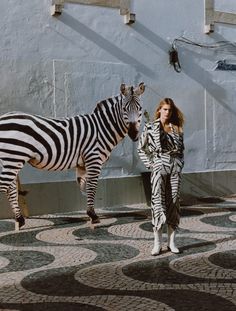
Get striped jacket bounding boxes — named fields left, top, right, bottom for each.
left=137, top=119, right=184, bottom=173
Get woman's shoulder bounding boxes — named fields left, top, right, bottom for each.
left=146, top=119, right=161, bottom=130
left=172, top=124, right=183, bottom=134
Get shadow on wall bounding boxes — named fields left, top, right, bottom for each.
left=133, top=22, right=236, bottom=117
left=52, top=14, right=236, bottom=117
left=58, top=12, right=157, bottom=80
left=177, top=47, right=236, bottom=116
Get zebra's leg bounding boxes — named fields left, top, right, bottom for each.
left=0, top=166, right=25, bottom=230
left=7, top=178, right=25, bottom=230
left=86, top=175, right=100, bottom=224
left=17, top=176, right=29, bottom=218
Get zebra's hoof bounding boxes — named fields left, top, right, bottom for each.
left=15, top=215, right=25, bottom=230
left=91, top=217, right=100, bottom=224
left=87, top=210, right=100, bottom=224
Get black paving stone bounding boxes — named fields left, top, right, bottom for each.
left=201, top=213, right=235, bottom=229
left=0, top=220, right=15, bottom=233
left=208, top=250, right=236, bottom=270
left=0, top=250, right=55, bottom=273
left=0, top=201, right=235, bottom=310
left=0, top=303, right=104, bottom=310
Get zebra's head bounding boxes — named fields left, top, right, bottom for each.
left=120, top=82, right=145, bottom=141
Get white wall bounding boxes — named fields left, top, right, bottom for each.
left=0, top=0, right=236, bottom=185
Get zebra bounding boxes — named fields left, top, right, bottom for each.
left=0, top=82, right=145, bottom=229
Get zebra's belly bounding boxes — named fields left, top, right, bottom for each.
left=29, top=155, right=77, bottom=171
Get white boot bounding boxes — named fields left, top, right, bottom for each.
left=167, top=225, right=180, bottom=254
left=151, top=227, right=162, bottom=256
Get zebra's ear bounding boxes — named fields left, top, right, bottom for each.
left=120, top=83, right=126, bottom=95
left=138, top=82, right=145, bottom=94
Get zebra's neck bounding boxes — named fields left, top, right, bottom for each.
left=92, top=95, right=128, bottom=147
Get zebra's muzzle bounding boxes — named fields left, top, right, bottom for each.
left=128, top=122, right=139, bottom=141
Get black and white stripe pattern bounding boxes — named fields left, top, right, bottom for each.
left=137, top=118, right=184, bottom=229
left=0, top=83, right=145, bottom=227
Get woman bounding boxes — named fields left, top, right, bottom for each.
left=138, top=98, right=185, bottom=255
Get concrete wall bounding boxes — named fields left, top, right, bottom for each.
left=0, top=0, right=236, bottom=217
left=2, top=170, right=236, bottom=218
left=0, top=176, right=147, bottom=218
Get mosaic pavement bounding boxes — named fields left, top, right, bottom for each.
left=0, top=199, right=235, bottom=310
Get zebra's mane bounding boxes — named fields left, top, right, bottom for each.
left=93, top=95, right=121, bottom=113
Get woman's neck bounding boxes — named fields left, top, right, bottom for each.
left=160, top=118, right=170, bottom=127
left=160, top=119, right=172, bottom=133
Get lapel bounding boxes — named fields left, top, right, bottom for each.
left=169, top=123, right=180, bottom=150
left=151, top=119, right=162, bottom=152
left=151, top=120, right=180, bottom=153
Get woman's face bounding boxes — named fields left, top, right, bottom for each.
left=159, top=104, right=172, bottom=122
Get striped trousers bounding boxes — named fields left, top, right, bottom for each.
left=150, top=154, right=182, bottom=230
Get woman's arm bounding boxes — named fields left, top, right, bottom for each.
left=137, top=124, right=153, bottom=169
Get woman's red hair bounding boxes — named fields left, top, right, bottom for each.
left=154, top=98, right=184, bottom=129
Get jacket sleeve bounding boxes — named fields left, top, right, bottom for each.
left=137, top=124, right=153, bottom=169
left=179, top=132, right=185, bottom=159
left=174, top=132, right=185, bottom=172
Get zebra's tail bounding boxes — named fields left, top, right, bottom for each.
left=77, top=176, right=87, bottom=196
